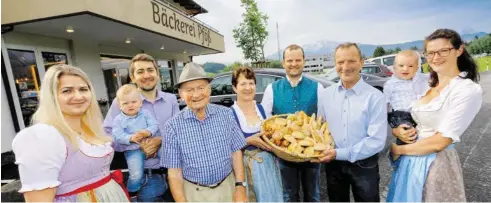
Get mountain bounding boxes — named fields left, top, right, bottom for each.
left=266, top=32, right=488, bottom=59
left=202, top=62, right=226, bottom=73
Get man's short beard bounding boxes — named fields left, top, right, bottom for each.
left=140, top=85, right=156, bottom=92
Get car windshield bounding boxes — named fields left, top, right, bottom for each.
left=383, top=56, right=395, bottom=66
left=361, top=66, right=379, bottom=74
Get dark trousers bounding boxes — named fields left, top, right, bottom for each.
left=325, top=155, right=380, bottom=202
left=388, top=110, right=417, bottom=145
left=279, top=159, right=321, bottom=202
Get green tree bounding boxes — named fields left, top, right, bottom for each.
left=467, top=35, right=491, bottom=55
left=410, top=46, right=418, bottom=50
left=395, top=47, right=402, bottom=53
left=221, top=61, right=244, bottom=73
left=268, top=60, right=283, bottom=68
left=233, top=0, right=269, bottom=62
left=373, top=46, right=386, bottom=57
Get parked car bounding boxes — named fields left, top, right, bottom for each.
left=324, top=71, right=389, bottom=92
left=361, top=64, right=393, bottom=77
left=367, top=54, right=397, bottom=68
left=368, top=53, right=426, bottom=73
left=178, top=68, right=335, bottom=109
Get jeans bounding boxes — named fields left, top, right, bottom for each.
left=325, top=154, right=380, bottom=202
left=388, top=110, right=418, bottom=145
left=137, top=173, right=169, bottom=202
left=279, top=159, right=321, bottom=202
left=125, top=149, right=145, bottom=193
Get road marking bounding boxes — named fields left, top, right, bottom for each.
left=463, top=117, right=491, bottom=168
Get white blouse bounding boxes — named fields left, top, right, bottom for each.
left=12, top=124, right=113, bottom=192
left=231, top=101, right=264, bottom=134
left=411, top=74, right=483, bottom=143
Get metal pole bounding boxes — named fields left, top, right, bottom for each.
left=277, top=22, right=281, bottom=61
left=486, top=59, right=489, bottom=72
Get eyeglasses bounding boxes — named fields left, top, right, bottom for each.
left=183, top=84, right=209, bottom=94
left=424, top=47, right=455, bottom=59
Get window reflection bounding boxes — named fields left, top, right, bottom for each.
left=42, top=52, right=67, bottom=71
left=210, top=76, right=233, bottom=96
left=7, top=49, right=40, bottom=126
left=158, top=60, right=176, bottom=94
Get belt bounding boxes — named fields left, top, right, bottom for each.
left=185, top=176, right=228, bottom=189
left=56, top=170, right=130, bottom=200
left=143, top=168, right=167, bottom=175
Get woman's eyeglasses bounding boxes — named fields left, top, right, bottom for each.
left=424, top=47, right=455, bottom=59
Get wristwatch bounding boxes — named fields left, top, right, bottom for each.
left=235, top=181, right=247, bottom=187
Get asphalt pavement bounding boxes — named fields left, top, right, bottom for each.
left=318, top=71, right=491, bottom=202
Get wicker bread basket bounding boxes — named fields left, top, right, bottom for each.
left=260, top=113, right=335, bottom=163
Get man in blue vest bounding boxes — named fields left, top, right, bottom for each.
left=261, top=44, right=324, bottom=202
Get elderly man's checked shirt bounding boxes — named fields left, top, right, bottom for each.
left=161, top=104, right=246, bottom=186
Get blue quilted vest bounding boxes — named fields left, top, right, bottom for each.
left=272, top=77, right=318, bottom=116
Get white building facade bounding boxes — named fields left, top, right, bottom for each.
left=1, top=0, right=225, bottom=153
left=303, top=54, right=335, bottom=73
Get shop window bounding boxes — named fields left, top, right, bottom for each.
left=177, top=61, right=184, bottom=78
left=7, top=49, right=40, bottom=127
left=42, top=52, right=68, bottom=71
left=100, top=56, right=131, bottom=105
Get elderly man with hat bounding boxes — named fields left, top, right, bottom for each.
left=161, top=62, right=248, bottom=202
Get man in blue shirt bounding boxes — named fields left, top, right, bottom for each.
left=315, top=42, right=388, bottom=202
left=104, top=53, right=180, bottom=202
left=161, top=62, right=248, bottom=202
left=262, top=44, right=323, bottom=202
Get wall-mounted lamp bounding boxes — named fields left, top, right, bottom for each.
left=66, top=26, right=74, bottom=33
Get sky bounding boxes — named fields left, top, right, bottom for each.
left=192, top=0, right=491, bottom=65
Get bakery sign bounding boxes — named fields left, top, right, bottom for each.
left=151, top=0, right=212, bottom=47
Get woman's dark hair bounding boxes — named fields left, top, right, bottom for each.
left=424, top=28, right=479, bottom=87
left=232, top=66, right=256, bottom=87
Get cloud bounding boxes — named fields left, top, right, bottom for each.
left=193, top=0, right=491, bottom=64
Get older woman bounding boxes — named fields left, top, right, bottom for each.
left=387, top=29, right=483, bottom=202
left=12, top=64, right=129, bottom=202
left=230, top=66, right=283, bottom=202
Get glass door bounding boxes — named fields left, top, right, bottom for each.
left=100, top=56, right=131, bottom=104
left=5, top=49, right=41, bottom=127
left=158, top=60, right=176, bottom=94
left=3, top=44, right=72, bottom=129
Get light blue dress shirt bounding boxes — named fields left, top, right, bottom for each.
left=318, top=78, right=388, bottom=163
left=103, top=91, right=180, bottom=169
left=112, top=109, right=159, bottom=146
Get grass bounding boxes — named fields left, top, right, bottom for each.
left=476, top=56, right=491, bottom=72
left=422, top=56, right=491, bottom=73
